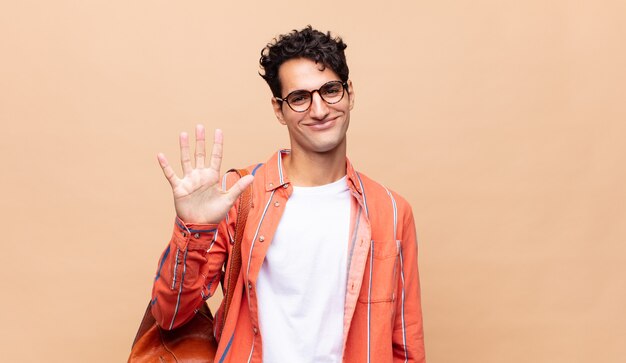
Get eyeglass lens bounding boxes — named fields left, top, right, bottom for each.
left=286, top=81, right=345, bottom=112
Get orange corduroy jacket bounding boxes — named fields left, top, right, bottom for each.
left=151, top=150, right=426, bottom=363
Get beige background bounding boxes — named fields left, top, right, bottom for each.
left=1, top=0, right=625, bottom=362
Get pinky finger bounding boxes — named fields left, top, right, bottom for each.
left=157, top=153, right=179, bottom=187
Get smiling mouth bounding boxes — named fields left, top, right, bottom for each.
left=304, top=117, right=337, bottom=128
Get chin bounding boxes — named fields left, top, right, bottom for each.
left=310, top=138, right=346, bottom=154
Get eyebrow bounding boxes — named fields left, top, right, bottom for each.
left=284, top=80, right=342, bottom=95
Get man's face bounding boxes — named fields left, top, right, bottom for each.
left=271, top=58, right=355, bottom=155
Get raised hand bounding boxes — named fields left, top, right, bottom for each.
left=157, top=125, right=254, bottom=225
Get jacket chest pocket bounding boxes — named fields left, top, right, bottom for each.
left=358, top=240, right=400, bottom=303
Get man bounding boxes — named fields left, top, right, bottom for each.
left=152, top=26, right=425, bottom=362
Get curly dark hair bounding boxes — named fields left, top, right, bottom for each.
left=259, top=25, right=349, bottom=98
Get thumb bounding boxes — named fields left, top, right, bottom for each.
left=225, top=174, right=254, bottom=203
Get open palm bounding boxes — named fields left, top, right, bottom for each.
left=157, top=125, right=253, bottom=225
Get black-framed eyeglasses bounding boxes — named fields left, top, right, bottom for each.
left=276, top=80, right=348, bottom=113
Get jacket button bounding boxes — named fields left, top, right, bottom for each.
left=182, top=232, right=187, bottom=237
left=248, top=282, right=252, bottom=290
left=274, top=201, right=280, bottom=207
left=268, top=183, right=273, bottom=188
left=193, top=233, right=200, bottom=239
left=253, top=327, right=258, bottom=334
left=259, top=236, right=265, bottom=242
left=283, top=184, right=288, bottom=189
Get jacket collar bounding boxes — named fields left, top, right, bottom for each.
left=263, top=149, right=363, bottom=196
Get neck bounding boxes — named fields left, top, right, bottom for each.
left=284, top=147, right=347, bottom=187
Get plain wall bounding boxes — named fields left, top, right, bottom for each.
left=1, top=0, right=625, bottom=362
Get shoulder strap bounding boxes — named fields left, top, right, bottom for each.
left=219, top=168, right=252, bottom=338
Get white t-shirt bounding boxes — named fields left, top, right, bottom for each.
left=256, top=176, right=351, bottom=363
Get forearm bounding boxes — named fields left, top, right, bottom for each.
left=151, top=219, right=225, bottom=330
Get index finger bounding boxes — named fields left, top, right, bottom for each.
left=209, top=129, right=223, bottom=172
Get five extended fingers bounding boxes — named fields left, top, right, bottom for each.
left=158, top=126, right=238, bottom=187
left=158, top=126, right=254, bottom=221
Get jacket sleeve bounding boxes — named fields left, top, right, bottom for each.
left=393, top=200, right=426, bottom=362
left=149, top=169, right=250, bottom=331
left=150, top=216, right=230, bottom=330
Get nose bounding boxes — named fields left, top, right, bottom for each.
left=308, top=91, right=330, bottom=120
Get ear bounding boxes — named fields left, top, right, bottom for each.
left=346, top=80, right=355, bottom=110
left=271, top=97, right=287, bottom=125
